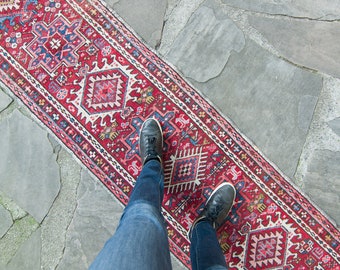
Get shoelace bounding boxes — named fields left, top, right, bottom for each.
left=205, top=203, right=224, bottom=220
left=145, top=137, right=158, bottom=155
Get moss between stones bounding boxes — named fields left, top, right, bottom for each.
left=0, top=214, right=39, bottom=265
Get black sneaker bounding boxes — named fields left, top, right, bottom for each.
left=190, top=183, right=236, bottom=236
left=139, top=118, right=163, bottom=165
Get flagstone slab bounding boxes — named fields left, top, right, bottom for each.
left=0, top=110, right=60, bottom=223
left=191, top=40, right=322, bottom=178
left=158, top=0, right=206, bottom=55
left=0, top=89, right=12, bottom=112
left=304, top=150, right=340, bottom=225
left=57, top=171, right=122, bottom=269
left=41, top=149, right=81, bottom=270
left=5, top=228, right=41, bottom=270
left=248, top=16, right=340, bottom=79
left=221, top=0, right=340, bottom=20
left=0, top=204, right=12, bottom=238
left=0, top=191, right=27, bottom=221
left=328, top=117, right=340, bottom=137
left=109, top=0, right=167, bottom=48
left=0, top=215, right=39, bottom=265
left=166, top=5, right=245, bottom=82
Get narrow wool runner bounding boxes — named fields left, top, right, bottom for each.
left=0, top=0, right=339, bottom=268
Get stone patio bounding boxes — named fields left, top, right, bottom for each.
left=0, top=0, right=339, bottom=269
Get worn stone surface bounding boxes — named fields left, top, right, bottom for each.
left=295, top=77, right=340, bottom=225
left=191, top=40, right=322, bottom=178
left=298, top=95, right=319, bottom=133
left=166, top=5, right=245, bottom=82
left=0, top=215, right=39, bottom=265
left=108, top=0, right=167, bottom=48
left=0, top=191, right=26, bottom=221
left=0, top=109, right=60, bottom=223
left=6, top=228, right=41, bottom=270
left=248, top=16, right=340, bottom=79
left=304, top=150, right=340, bottom=225
left=159, top=0, right=206, bottom=55
left=57, top=171, right=122, bottom=269
left=41, top=149, right=81, bottom=270
left=221, top=0, right=340, bottom=20
left=0, top=90, right=12, bottom=112
left=328, top=117, right=340, bottom=137
left=0, top=204, right=12, bottom=238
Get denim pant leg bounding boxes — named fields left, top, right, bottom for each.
left=89, top=160, right=172, bottom=270
left=190, top=221, right=228, bottom=270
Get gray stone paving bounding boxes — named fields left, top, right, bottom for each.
left=0, top=0, right=339, bottom=269
left=193, top=39, right=322, bottom=178
left=166, top=5, right=245, bottom=82
left=0, top=205, right=12, bottom=238
left=0, top=90, right=12, bottom=112
left=248, top=16, right=340, bottom=79
left=0, top=109, right=60, bottom=223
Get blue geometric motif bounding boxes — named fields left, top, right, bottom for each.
left=27, top=15, right=85, bottom=72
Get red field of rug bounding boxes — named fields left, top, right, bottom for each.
left=0, top=0, right=339, bottom=268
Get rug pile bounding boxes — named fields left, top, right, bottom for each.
left=0, top=0, right=339, bottom=268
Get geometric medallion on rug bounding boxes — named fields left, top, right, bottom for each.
left=0, top=0, right=339, bottom=268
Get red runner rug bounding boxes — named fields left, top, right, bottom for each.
left=1, top=0, right=339, bottom=269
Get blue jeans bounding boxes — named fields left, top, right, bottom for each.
left=89, top=160, right=228, bottom=270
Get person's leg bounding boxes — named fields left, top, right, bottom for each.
left=189, top=182, right=236, bottom=270
left=128, top=159, right=164, bottom=211
left=90, top=119, right=171, bottom=270
left=190, top=221, right=228, bottom=270
left=90, top=160, right=171, bottom=270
